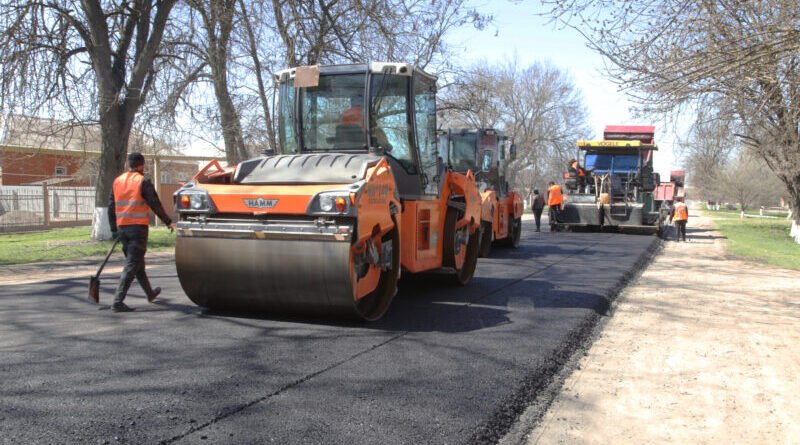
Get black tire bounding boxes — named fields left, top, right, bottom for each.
left=443, top=208, right=479, bottom=286
left=478, top=221, right=493, bottom=257
left=504, top=217, right=521, bottom=248
left=355, top=225, right=399, bottom=321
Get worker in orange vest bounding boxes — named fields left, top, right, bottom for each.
left=568, top=159, right=590, bottom=193
left=339, top=95, right=364, bottom=128
left=547, top=181, right=563, bottom=230
left=107, top=152, right=176, bottom=312
left=670, top=196, right=689, bottom=241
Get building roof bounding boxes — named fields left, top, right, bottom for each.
left=1, top=115, right=178, bottom=156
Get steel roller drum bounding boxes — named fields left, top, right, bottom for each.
left=175, top=235, right=357, bottom=318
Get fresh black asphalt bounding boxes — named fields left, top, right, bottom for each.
left=0, top=221, right=658, bottom=444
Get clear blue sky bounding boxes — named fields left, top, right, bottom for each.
left=445, top=1, right=681, bottom=177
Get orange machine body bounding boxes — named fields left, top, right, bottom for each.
left=180, top=156, right=479, bottom=303
left=173, top=63, right=482, bottom=321
left=480, top=189, right=524, bottom=241
left=439, top=128, right=524, bottom=253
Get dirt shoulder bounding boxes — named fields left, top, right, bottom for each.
left=0, top=250, right=175, bottom=286
left=527, top=215, right=800, bottom=444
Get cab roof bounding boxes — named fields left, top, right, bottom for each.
left=274, top=62, right=436, bottom=83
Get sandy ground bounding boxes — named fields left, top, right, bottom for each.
left=528, top=215, right=800, bottom=445
left=0, top=250, right=174, bottom=286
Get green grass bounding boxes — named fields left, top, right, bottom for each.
left=0, top=226, right=176, bottom=266
left=704, top=210, right=800, bottom=270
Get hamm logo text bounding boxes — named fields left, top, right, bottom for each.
left=244, top=198, right=278, bottom=209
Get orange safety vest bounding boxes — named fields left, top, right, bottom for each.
left=673, top=202, right=688, bottom=221
left=113, top=171, right=150, bottom=226
left=339, top=106, right=364, bottom=128
left=548, top=184, right=563, bottom=206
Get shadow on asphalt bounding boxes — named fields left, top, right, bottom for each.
left=173, top=271, right=611, bottom=334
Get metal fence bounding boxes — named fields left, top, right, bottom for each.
left=0, top=185, right=95, bottom=232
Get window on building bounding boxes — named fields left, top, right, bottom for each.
left=54, top=166, right=67, bottom=176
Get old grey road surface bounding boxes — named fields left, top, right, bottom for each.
left=0, top=221, right=657, bottom=444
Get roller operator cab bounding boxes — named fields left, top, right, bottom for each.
left=173, top=63, right=481, bottom=321
left=438, top=128, right=524, bottom=256
left=555, top=125, right=668, bottom=234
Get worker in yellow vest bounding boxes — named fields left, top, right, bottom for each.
left=547, top=181, right=563, bottom=230
left=670, top=196, right=689, bottom=241
left=107, top=152, right=176, bottom=312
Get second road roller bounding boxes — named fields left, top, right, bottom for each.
left=438, top=128, right=524, bottom=257
left=173, top=62, right=482, bottom=321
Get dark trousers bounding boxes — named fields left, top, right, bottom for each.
left=533, top=208, right=543, bottom=231
left=674, top=220, right=687, bottom=241
left=549, top=204, right=561, bottom=227
left=114, top=225, right=155, bottom=304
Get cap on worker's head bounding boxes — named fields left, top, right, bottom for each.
left=128, top=152, right=145, bottom=169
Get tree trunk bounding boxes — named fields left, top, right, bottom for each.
left=213, top=69, right=247, bottom=165
left=788, top=185, right=800, bottom=244
left=92, top=103, right=133, bottom=240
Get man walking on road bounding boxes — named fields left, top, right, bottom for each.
left=547, top=181, right=563, bottom=230
left=670, top=196, right=689, bottom=241
left=531, top=189, right=545, bottom=232
left=108, top=152, right=176, bottom=312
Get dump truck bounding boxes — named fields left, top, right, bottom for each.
left=554, top=125, right=668, bottom=234
left=438, top=128, right=524, bottom=256
left=173, top=62, right=481, bottom=320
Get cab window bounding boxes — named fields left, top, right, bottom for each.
left=371, top=74, right=415, bottom=173
left=414, top=76, right=438, bottom=194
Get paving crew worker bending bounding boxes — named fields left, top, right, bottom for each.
left=670, top=196, right=689, bottom=242
left=547, top=181, right=563, bottom=229
left=108, top=152, right=176, bottom=312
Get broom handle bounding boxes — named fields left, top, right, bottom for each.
left=95, top=238, right=120, bottom=279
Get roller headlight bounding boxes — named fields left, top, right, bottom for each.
left=175, top=188, right=215, bottom=213
left=309, top=192, right=354, bottom=216
left=320, top=194, right=335, bottom=212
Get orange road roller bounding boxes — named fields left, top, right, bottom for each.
left=174, top=63, right=481, bottom=320
left=438, top=128, right=524, bottom=257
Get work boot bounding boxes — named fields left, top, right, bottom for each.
left=112, top=303, right=136, bottom=313
left=148, top=287, right=161, bottom=303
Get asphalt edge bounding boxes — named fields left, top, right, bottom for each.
left=468, top=235, right=664, bottom=445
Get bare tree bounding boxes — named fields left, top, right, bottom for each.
left=187, top=0, right=249, bottom=164
left=680, top=110, right=738, bottom=203
left=546, top=0, right=800, bottom=242
left=440, top=59, right=590, bottom=193
left=269, top=0, right=488, bottom=67
left=716, top=153, right=785, bottom=212
left=237, top=0, right=278, bottom=153
left=438, top=62, right=504, bottom=128
left=0, top=0, right=178, bottom=239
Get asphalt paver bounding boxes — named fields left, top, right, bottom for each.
left=0, top=221, right=658, bottom=444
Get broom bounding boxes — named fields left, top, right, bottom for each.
left=88, top=238, right=120, bottom=304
